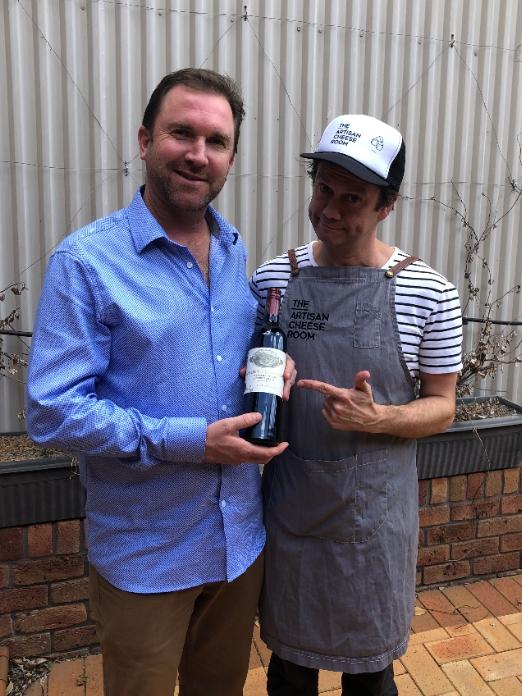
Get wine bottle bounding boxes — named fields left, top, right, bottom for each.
left=243, top=288, right=287, bottom=446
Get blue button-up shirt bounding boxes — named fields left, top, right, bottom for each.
left=26, top=188, right=264, bottom=592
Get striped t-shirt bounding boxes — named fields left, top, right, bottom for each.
left=250, top=242, right=463, bottom=378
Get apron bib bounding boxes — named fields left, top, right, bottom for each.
left=260, top=258, right=419, bottom=674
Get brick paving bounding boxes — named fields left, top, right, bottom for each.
left=23, top=573, right=522, bottom=695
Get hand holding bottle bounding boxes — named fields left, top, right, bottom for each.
left=204, top=412, right=288, bottom=465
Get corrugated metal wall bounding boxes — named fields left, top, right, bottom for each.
left=1, top=0, right=521, bottom=432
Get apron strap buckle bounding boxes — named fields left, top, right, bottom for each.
left=384, top=255, right=420, bottom=278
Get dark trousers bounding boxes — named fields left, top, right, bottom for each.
left=267, top=653, right=399, bottom=696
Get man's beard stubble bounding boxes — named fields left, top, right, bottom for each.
left=150, top=166, right=227, bottom=214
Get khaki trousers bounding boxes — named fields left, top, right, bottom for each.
left=89, top=552, right=264, bottom=696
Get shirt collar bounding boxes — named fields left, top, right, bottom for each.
left=126, top=187, right=239, bottom=253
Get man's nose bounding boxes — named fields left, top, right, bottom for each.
left=322, top=199, right=342, bottom=220
left=185, top=138, right=208, bottom=167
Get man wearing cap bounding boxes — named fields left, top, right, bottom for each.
left=250, top=114, right=462, bottom=695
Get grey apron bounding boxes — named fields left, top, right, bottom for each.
left=260, top=255, right=419, bottom=674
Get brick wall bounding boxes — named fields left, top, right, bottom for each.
left=0, top=520, right=97, bottom=658
left=1, top=463, right=521, bottom=659
left=417, top=462, right=522, bottom=587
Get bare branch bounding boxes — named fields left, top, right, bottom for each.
left=423, top=179, right=522, bottom=397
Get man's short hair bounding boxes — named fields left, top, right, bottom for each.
left=142, top=68, right=245, bottom=153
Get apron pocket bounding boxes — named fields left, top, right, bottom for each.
left=353, top=302, right=381, bottom=348
left=266, top=448, right=389, bottom=543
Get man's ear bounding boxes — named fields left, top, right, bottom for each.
left=377, top=204, right=394, bottom=222
left=138, top=125, right=152, bottom=160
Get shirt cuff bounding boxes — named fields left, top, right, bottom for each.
left=131, top=413, right=208, bottom=468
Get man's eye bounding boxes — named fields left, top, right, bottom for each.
left=208, top=137, right=227, bottom=148
left=318, top=183, right=330, bottom=194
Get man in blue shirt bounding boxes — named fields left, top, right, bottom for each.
left=26, top=69, right=291, bottom=696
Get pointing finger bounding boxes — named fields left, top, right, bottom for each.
left=297, top=379, right=345, bottom=398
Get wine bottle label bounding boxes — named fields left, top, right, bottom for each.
left=244, top=347, right=286, bottom=397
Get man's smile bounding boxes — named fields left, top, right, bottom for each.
left=174, top=169, right=208, bottom=182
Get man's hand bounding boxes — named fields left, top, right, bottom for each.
left=298, top=370, right=458, bottom=438
left=282, top=354, right=297, bottom=400
left=204, top=412, right=288, bottom=465
left=298, top=370, right=382, bottom=432
left=240, top=354, right=297, bottom=400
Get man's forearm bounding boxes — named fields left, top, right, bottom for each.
left=26, top=389, right=208, bottom=468
left=371, top=395, right=456, bottom=439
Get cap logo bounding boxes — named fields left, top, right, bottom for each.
left=300, top=114, right=404, bottom=189
left=371, top=136, right=384, bottom=152
left=330, top=122, right=361, bottom=147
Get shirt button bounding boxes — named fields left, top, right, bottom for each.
left=211, top=305, right=215, bottom=312
left=186, top=261, right=194, bottom=268
left=220, top=500, right=227, bottom=508
left=221, top=405, right=228, bottom=412
left=216, top=355, right=223, bottom=362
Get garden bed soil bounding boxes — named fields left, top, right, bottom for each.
left=0, top=434, right=63, bottom=462
left=455, top=397, right=518, bottom=421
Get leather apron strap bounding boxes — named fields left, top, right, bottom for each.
left=288, top=248, right=300, bottom=276
left=384, top=255, right=420, bottom=278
